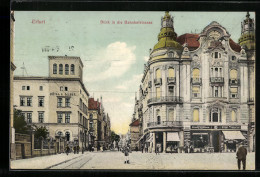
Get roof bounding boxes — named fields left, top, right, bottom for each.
left=88, top=98, right=100, bottom=110
left=177, top=33, right=241, bottom=52
left=229, top=38, right=241, bottom=52
left=129, top=119, right=139, bottom=126
left=176, top=33, right=200, bottom=50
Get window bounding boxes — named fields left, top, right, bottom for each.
left=59, top=64, right=63, bottom=74
left=230, top=69, right=238, bottom=80
left=27, top=113, right=32, bottom=123
left=230, top=87, right=238, bottom=98
left=39, top=86, right=43, bottom=91
left=27, top=97, right=32, bottom=106
left=64, top=87, right=68, bottom=91
left=156, top=68, right=161, bottom=79
left=57, top=113, right=62, bottom=123
left=168, top=68, right=175, bottom=78
left=20, top=97, right=25, bottom=106
left=60, top=86, right=63, bottom=91
left=215, top=52, right=218, bottom=58
left=231, top=56, right=236, bottom=61
left=193, top=109, right=199, bottom=122
left=27, top=86, right=30, bottom=90
left=169, top=86, right=174, bottom=96
left=168, top=109, right=174, bottom=121
left=210, top=108, right=221, bottom=123
left=192, top=69, right=200, bottom=82
left=71, top=64, right=75, bottom=75
left=38, top=97, right=44, bottom=107
left=157, top=116, right=161, bottom=125
left=22, top=86, right=25, bottom=90
left=57, top=98, right=63, bottom=107
left=65, top=98, right=70, bottom=107
left=156, top=87, right=161, bottom=98
left=192, top=86, right=200, bottom=98
left=65, top=64, right=69, bottom=75
left=65, top=113, right=70, bottom=123
left=38, top=112, right=44, bottom=123
left=57, top=131, right=63, bottom=137
left=65, top=132, right=70, bottom=141
left=231, top=110, right=237, bottom=122
left=53, top=63, right=57, bottom=74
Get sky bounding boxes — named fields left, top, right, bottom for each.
left=13, top=11, right=254, bottom=134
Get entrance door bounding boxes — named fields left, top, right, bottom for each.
left=155, top=132, right=163, bottom=152
left=212, top=131, right=220, bottom=152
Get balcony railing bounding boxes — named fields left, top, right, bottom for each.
left=167, top=77, right=176, bottom=84
left=191, top=78, right=202, bottom=85
left=229, top=79, right=240, bottom=85
left=147, top=96, right=183, bottom=105
left=154, top=78, right=162, bottom=85
left=147, top=121, right=183, bottom=128
left=210, top=77, right=224, bottom=84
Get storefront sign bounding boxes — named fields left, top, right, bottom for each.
left=191, top=125, right=241, bottom=130
left=50, top=92, right=76, bottom=96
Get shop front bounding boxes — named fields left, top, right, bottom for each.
left=166, top=132, right=180, bottom=153
left=222, top=131, right=246, bottom=152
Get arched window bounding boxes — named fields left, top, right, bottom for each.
left=65, top=132, right=70, bottom=141
left=59, top=64, right=63, bottom=75
left=57, top=131, right=63, bottom=137
left=230, top=69, right=238, bottom=79
left=71, top=64, right=75, bottom=75
left=192, top=69, right=200, bottom=79
left=156, top=68, right=161, bottom=79
left=53, top=63, right=57, bottom=74
left=168, top=68, right=175, bottom=78
left=168, top=109, right=174, bottom=121
left=231, top=110, right=237, bottom=122
left=193, top=108, right=199, bottom=122
left=65, top=64, right=69, bottom=75
left=210, top=107, right=221, bottom=122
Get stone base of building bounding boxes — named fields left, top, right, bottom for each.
left=10, top=143, right=16, bottom=160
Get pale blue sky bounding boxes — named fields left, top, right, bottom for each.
left=14, top=11, right=254, bottom=134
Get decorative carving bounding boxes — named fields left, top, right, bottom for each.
left=240, top=47, right=247, bottom=57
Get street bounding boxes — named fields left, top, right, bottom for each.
left=11, top=151, right=255, bottom=170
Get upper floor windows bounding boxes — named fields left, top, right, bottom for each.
left=230, top=87, right=238, bottom=98
left=209, top=107, right=221, bottom=123
left=53, top=63, right=57, bottom=74
left=57, top=98, right=63, bottom=107
left=231, top=109, right=237, bottom=122
left=38, top=112, right=44, bottom=123
left=192, top=86, right=200, bottom=98
left=65, top=64, right=69, bottom=75
left=27, top=97, right=32, bottom=106
left=71, top=64, right=75, bottom=75
left=39, top=86, right=43, bottom=91
left=168, top=109, right=175, bottom=121
left=156, top=68, right=161, bottom=79
left=22, top=86, right=30, bottom=90
left=38, top=97, right=44, bottom=107
left=212, top=52, right=221, bottom=59
left=27, top=113, right=32, bottom=123
left=59, top=64, right=63, bottom=74
left=193, top=108, right=199, bottom=122
left=192, top=69, right=200, bottom=79
left=168, top=68, right=175, bottom=78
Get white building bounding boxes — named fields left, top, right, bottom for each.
left=14, top=56, right=89, bottom=150
left=137, top=12, right=255, bottom=153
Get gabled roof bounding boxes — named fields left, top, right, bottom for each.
left=129, top=119, right=139, bottom=126
left=88, top=98, right=100, bottom=110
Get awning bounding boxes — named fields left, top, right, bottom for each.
left=135, top=134, right=145, bottom=144
left=222, top=131, right=245, bottom=140
left=167, top=132, right=180, bottom=141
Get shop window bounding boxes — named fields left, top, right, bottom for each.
left=65, top=64, right=69, bottom=75
left=193, top=109, right=199, bottom=122
left=53, top=63, right=57, bottom=74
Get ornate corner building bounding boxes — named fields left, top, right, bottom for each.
left=134, top=11, right=255, bottom=153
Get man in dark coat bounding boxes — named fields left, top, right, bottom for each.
left=236, top=144, right=247, bottom=170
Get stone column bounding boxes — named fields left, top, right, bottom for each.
left=163, top=132, right=166, bottom=153
left=152, top=132, right=156, bottom=153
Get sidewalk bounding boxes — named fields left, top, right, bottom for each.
left=10, top=152, right=86, bottom=169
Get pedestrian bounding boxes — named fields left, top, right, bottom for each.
left=141, top=144, right=144, bottom=153
left=156, top=144, right=160, bottom=155
left=123, top=146, right=130, bottom=164
left=236, top=143, right=247, bottom=170
left=65, top=145, right=70, bottom=155
left=77, top=145, right=80, bottom=154
left=144, top=144, right=148, bottom=153
left=73, top=146, right=76, bottom=154
left=135, top=146, right=138, bottom=152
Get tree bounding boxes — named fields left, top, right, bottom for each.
left=111, top=131, right=120, bottom=143
left=33, top=125, right=49, bottom=139
left=13, top=109, right=30, bottom=134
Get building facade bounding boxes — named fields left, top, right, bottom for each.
left=129, top=119, right=140, bottom=151
left=14, top=56, right=89, bottom=150
left=136, top=12, right=255, bottom=153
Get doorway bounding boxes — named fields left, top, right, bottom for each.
left=155, top=132, right=163, bottom=152
left=212, top=131, right=220, bottom=152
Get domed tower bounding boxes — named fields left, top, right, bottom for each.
left=238, top=12, right=255, bottom=50
left=153, top=11, right=183, bottom=52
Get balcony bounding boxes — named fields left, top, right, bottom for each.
left=154, top=78, right=162, bottom=86
left=229, top=79, right=240, bottom=86
left=210, top=77, right=224, bottom=85
left=147, top=96, right=183, bottom=105
left=147, top=121, right=183, bottom=128
left=167, top=77, right=176, bottom=84
left=191, top=78, right=202, bottom=85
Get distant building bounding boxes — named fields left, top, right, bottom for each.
left=136, top=12, right=255, bottom=153
left=129, top=119, right=140, bottom=151
left=14, top=56, right=89, bottom=150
